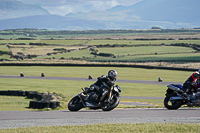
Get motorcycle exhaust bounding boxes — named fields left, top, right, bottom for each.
left=167, top=84, right=184, bottom=93
left=170, top=96, right=184, bottom=100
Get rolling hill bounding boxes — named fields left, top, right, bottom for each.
left=0, top=0, right=49, bottom=20
left=0, top=0, right=199, bottom=30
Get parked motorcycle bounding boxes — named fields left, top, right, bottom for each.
left=164, top=84, right=200, bottom=110
left=68, top=83, right=121, bottom=111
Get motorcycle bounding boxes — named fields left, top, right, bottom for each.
left=164, top=84, right=200, bottom=110
left=68, top=83, right=121, bottom=111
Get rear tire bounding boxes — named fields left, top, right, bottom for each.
left=101, top=95, right=119, bottom=111
left=164, top=93, right=183, bottom=110
left=68, top=96, right=83, bottom=111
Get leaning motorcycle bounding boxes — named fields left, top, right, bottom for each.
left=68, top=83, right=121, bottom=111
left=164, top=84, right=200, bottom=110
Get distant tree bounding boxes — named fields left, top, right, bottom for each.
left=151, top=26, right=161, bottom=29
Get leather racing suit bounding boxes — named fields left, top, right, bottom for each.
left=183, top=71, right=200, bottom=93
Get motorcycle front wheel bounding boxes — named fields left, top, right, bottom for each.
left=68, top=96, right=83, bottom=111
left=164, top=93, right=183, bottom=110
left=101, top=95, right=119, bottom=111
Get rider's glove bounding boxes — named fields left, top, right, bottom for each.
left=191, top=82, right=196, bottom=86
left=90, top=86, right=95, bottom=91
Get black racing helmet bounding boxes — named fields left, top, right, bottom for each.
left=108, top=70, right=117, bottom=82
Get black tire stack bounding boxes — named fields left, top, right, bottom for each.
left=0, top=90, right=60, bottom=110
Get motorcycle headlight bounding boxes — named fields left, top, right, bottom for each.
left=114, top=86, right=119, bottom=92
left=116, top=85, right=121, bottom=92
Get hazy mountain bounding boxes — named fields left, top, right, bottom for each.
left=66, top=0, right=200, bottom=29
left=0, top=0, right=199, bottom=30
left=110, top=0, right=200, bottom=22
left=0, top=0, right=49, bottom=20
left=0, top=15, right=107, bottom=30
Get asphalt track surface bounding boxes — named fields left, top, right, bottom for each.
left=2, top=75, right=200, bottom=129
left=1, top=108, right=200, bottom=129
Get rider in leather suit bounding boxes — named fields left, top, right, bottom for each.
left=81, top=70, right=118, bottom=100
left=183, top=69, right=200, bottom=94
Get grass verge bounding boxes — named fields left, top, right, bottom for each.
left=1, top=123, right=200, bottom=133
left=0, top=78, right=167, bottom=111
left=0, top=66, right=192, bottom=82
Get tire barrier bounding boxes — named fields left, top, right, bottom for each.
left=0, top=90, right=60, bottom=109
left=29, top=101, right=60, bottom=109
left=29, top=101, right=51, bottom=109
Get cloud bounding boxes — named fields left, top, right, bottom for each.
left=17, top=0, right=142, bottom=16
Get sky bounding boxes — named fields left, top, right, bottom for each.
left=17, top=0, right=142, bottom=16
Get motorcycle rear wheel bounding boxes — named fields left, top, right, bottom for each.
left=101, top=95, right=119, bottom=111
left=68, top=96, right=83, bottom=111
left=164, top=93, right=183, bottom=110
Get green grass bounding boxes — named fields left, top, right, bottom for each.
left=0, top=39, right=89, bottom=45
left=0, top=40, right=36, bottom=44
left=0, top=66, right=195, bottom=111
left=0, top=66, right=192, bottom=111
left=0, top=78, right=166, bottom=111
left=1, top=39, right=200, bottom=46
left=95, top=46, right=194, bottom=55
left=39, top=49, right=94, bottom=59
left=88, top=52, right=200, bottom=62
left=0, top=96, right=33, bottom=111
left=36, top=45, right=198, bottom=62
left=0, top=78, right=93, bottom=111
left=37, top=39, right=89, bottom=45
left=0, top=66, right=192, bottom=82
left=1, top=39, right=200, bottom=63
left=0, top=78, right=166, bottom=97
left=87, top=39, right=200, bottom=45
left=0, top=54, right=13, bottom=60
left=0, top=45, right=10, bottom=52
left=1, top=123, right=200, bottom=133
left=10, top=45, right=84, bottom=56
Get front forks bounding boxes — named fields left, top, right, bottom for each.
left=108, top=86, right=113, bottom=103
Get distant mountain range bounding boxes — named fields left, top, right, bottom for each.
left=0, top=0, right=199, bottom=30
left=0, top=0, right=49, bottom=20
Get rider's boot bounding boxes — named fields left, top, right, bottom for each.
left=182, top=87, right=188, bottom=98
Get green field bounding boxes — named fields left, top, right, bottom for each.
left=0, top=45, right=10, bottom=51
left=94, top=46, right=194, bottom=55
left=0, top=66, right=192, bottom=81
left=0, top=66, right=193, bottom=111
left=1, top=40, right=199, bottom=63
left=0, top=39, right=89, bottom=45
left=0, top=35, right=200, bottom=63
left=88, top=52, right=200, bottom=62
left=1, top=123, right=200, bottom=133
left=1, top=29, right=200, bottom=131
left=87, top=39, right=200, bottom=45
left=38, top=45, right=197, bottom=61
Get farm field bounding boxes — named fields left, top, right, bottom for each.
left=87, top=39, right=200, bottom=45
left=0, top=40, right=199, bottom=63
left=0, top=29, right=200, bottom=65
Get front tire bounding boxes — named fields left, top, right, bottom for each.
left=68, top=96, right=83, bottom=111
left=164, top=93, right=183, bottom=110
left=101, top=95, right=119, bottom=111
